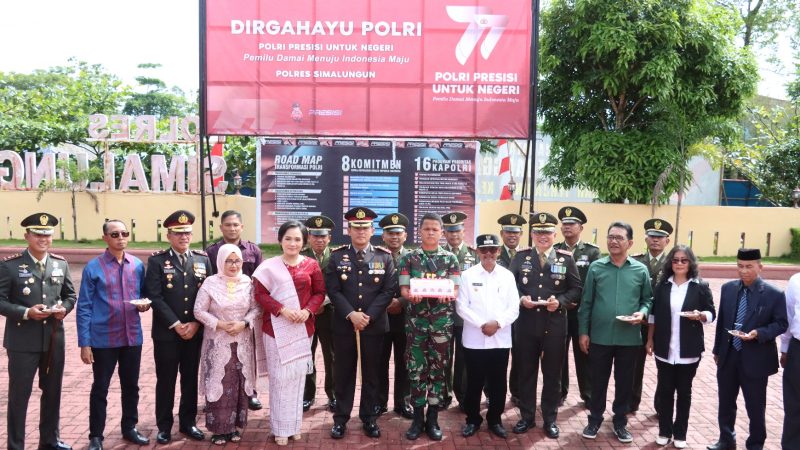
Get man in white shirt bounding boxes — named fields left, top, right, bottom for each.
left=456, top=234, right=520, bottom=439
left=781, top=272, right=800, bottom=449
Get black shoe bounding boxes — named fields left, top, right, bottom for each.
left=372, top=405, right=388, bottom=416
left=582, top=423, right=600, bottom=439
left=87, top=438, right=102, bottom=450
left=629, top=405, right=639, bottom=414
left=38, top=442, right=71, bottom=450
left=513, top=420, right=534, bottom=434
left=122, top=428, right=150, bottom=446
left=488, top=423, right=508, bottom=439
left=425, top=406, right=443, bottom=441
left=613, top=426, right=633, bottom=443
left=544, top=422, right=560, bottom=439
left=406, top=406, right=425, bottom=440
left=707, top=441, right=736, bottom=450
left=328, top=398, right=338, bottom=412
left=248, top=397, right=263, bottom=410
left=303, top=399, right=314, bottom=412
left=156, top=432, right=171, bottom=445
left=330, top=424, right=346, bottom=439
left=462, top=423, right=479, bottom=437
left=394, top=404, right=414, bottom=419
left=180, top=426, right=205, bottom=441
left=362, top=421, right=381, bottom=438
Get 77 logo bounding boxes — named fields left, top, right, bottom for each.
left=446, top=6, right=510, bottom=65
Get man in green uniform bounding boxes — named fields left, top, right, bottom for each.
left=497, top=212, right=526, bottom=404
left=631, top=218, right=672, bottom=413
left=510, top=212, right=582, bottom=439
left=554, top=206, right=601, bottom=407
left=0, top=213, right=76, bottom=450
left=301, top=215, right=337, bottom=412
left=442, top=211, right=478, bottom=410
left=398, top=213, right=461, bottom=441
left=376, top=212, right=413, bottom=418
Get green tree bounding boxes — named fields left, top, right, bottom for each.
left=716, top=0, right=797, bottom=49
left=36, top=159, right=104, bottom=241
left=538, top=0, right=758, bottom=203
left=0, top=59, right=126, bottom=155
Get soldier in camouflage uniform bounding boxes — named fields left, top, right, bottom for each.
left=442, top=211, right=477, bottom=410
left=631, top=218, right=672, bottom=413
left=398, top=213, right=461, bottom=441
left=554, top=206, right=601, bottom=406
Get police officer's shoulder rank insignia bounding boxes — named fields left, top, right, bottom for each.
left=374, top=246, right=392, bottom=254
left=151, top=249, right=168, bottom=256
left=191, top=249, right=207, bottom=256
left=556, top=248, right=573, bottom=257
left=49, top=253, right=66, bottom=261
left=330, top=245, right=348, bottom=252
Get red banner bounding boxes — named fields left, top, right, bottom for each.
left=204, top=0, right=533, bottom=138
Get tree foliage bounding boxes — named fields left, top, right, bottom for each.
left=539, top=0, right=758, bottom=203
left=0, top=59, right=126, bottom=154
left=715, top=0, right=797, bottom=49
left=36, top=159, right=104, bottom=241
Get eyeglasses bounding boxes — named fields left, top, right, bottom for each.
left=478, top=247, right=500, bottom=254
left=107, top=231, right=130, bottom=238
left=672, top=258, right=690, bottom=264
left=224, top=259, right=243, bottom=266
left=606, top=235, right=628, bottom=242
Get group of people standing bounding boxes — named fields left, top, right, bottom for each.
left=0, top=206, right=797, bottom=450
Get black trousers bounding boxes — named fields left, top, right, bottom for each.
left=587, top=343, right=638, bottom=428
left=445, top=324, right=467, bottom=405
left=561, top=309, right=591, bottom=403
left=7, top=346, right=65, bottom=450
left=508, top=323, right=520, bottom=399
left=655, top=359, right=698, bottom=440
left=717, top=349, right=769, bottom=449
left=332, top=332, right=382, bottom=425
left=304, top=304, right=336, bottom=403
left=516, top=329, right=565, bottom=424
left=630, top=325, right=648, bottom=411
left=90, top=345, right=143, bottom=439
left=463, top=347, right=508, bottom=427
left=378, top=323, right=409, bottom=410
left=153, top=338, right=201, bottom=432
left=783, top=338, right=800, bottom=450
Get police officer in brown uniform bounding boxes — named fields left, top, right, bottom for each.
left=327, top=207, right=397, bottom=439
left=145, top=210, right=210, bottom=444
left=510, top=212, right=582, bottom=439
left=0, top=213, right=76, bottom=450
left=631, top=218, right=673, bottom=413
left=554, top=206, right=600, bottom=406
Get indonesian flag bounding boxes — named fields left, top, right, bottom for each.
left=211, top=142, right=224, bottom=187
left=498, top=139, right=512, bottom=200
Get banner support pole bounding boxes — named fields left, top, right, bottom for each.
left=199, top=0, right=209, bottom=249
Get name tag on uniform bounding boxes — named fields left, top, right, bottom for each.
left=51, top=268, right=64, bottom=277
left=18, top=272, right=32, bottom=278
left=471, top=282, right=483, bottom=287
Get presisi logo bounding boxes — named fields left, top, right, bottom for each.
left=446, top=6, right=509, bottom=65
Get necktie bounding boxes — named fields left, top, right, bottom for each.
left=180, top=253, right=188, bottom=270
left=356, top=250, right=365, bottom=263
left=539, top=252, right=547, bottom=268
left=650, top=257, right=659, bottom=270
left=37, top=260, right=45, bottom=275
left=509, top=248, right=516, bottom=260
left=732, top=288, right=749, bottom=351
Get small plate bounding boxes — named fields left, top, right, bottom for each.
left=130, top=299, right=152, bottom=306
left=727, top=329, right=746, bottom=337
left=531, top=300, right=551, bottom=306
left=679, top=311, right=697, bottom=317
left=616, top=315, right=637, bottom=322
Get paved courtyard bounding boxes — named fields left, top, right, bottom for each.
left=0, top=267, right=789, bottom=449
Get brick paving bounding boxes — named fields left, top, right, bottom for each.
left=0, top=269, right=790, bottom=449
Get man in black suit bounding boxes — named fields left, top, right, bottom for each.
left=326, top=207, right=396, bottom=439
left=0, top=213, right=76, bottom=450
left=707, top=248, right=787, bottom=450
left=145, top=210, right=210, bottom=444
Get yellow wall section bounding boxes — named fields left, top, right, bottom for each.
left=1, top=192, right=798, bottom=257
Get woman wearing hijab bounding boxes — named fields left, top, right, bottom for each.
left=646, top=245, right=715, bottom=449
left=194, top=243, right=261, bottom=445
left=253, top=220, right=325, bottom=445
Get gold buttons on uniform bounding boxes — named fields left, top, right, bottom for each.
left=184, top=310, right=188, bottom=314
left=359, top=271, right=363, bottom=275
left=43, top=320, right=47, bottom=324
left=184, top=284, right=188, bottom=289
left=539, top=285, right=543, bottom=288
left=358, top=282, right=363, bottom=287
left=358, top=295, right=363, bottom=299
